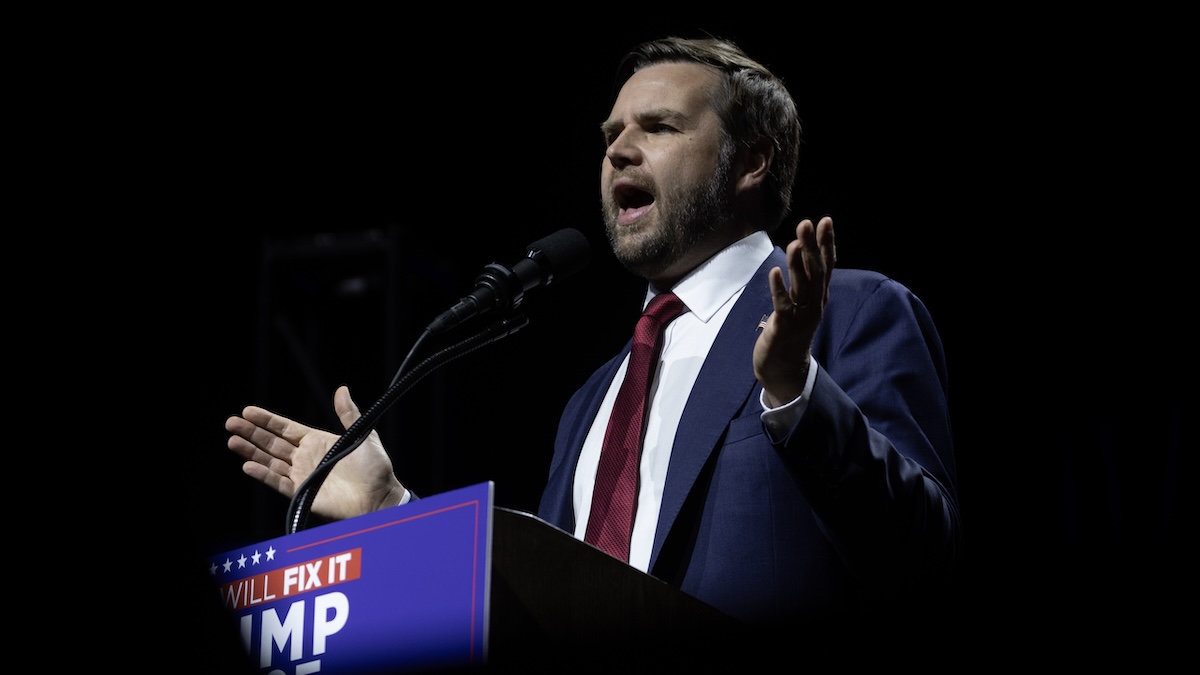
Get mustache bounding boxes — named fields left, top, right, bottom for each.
left=607, top=170, right=657, bottom=204
left=610, top=168, right=653, bottom=185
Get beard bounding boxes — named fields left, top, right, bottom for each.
left=603, top=148, right=735, bottom=281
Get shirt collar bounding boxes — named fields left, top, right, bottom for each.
left=644, top=231, right=774, bottom=323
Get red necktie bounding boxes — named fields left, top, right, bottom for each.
left=584, top=292, right=686, bottom=562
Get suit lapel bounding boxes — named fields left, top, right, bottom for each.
left=539, top=350, right=626, bottom=531
left=648, top=248, right=784, bottom=569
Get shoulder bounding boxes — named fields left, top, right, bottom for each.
left=831, top=267, right=897, bottom=290
left=829, top=268, right=916, bottom=303
left=757, top=250, right=925, bottom=314
left=826, top=268, right=935, bottom=328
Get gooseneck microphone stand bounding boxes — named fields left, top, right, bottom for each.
left=285, top=312, right=530, bottom=535
left=281, top=227, right=591, bottom=535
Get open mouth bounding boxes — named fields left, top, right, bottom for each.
left=614, top=182, right=655, bottom=225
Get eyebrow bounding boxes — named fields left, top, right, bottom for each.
left=599, top=108, right=685, bottom=137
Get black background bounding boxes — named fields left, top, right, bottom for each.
left=105, top=12, right=1186, bottom=670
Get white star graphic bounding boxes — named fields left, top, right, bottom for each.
left=223, top=558, right=233, bottom=573
left=251, top=550, right=262, bottom=565
left=209, top=562, right=218, bottom=575
left=237, top=554, right=248, bottom=569
left=266, top=546, right=277, bottom=561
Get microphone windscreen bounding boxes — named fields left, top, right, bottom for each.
left=527, top=228, right=590, bottom=284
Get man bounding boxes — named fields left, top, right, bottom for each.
left=227, top=36, right=960, bottom=631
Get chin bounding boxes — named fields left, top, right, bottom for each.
left=613, top=230, right=670, bottom=276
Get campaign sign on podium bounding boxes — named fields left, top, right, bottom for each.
left=207, top=482, right=493, bottom=673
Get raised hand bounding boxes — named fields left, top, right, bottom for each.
left=753, top=216, right=836, bottom=407
left=226, top=385, right=407, bottom=521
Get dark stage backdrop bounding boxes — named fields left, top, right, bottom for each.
left=182, top=24, right=988, bottom=548
left=165, top=18, right=1184, bottom=669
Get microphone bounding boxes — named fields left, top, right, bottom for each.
left=426, top=228, right=590, bottom=335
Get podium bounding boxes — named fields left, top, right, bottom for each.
left=206, top=482, right=744, bottom=673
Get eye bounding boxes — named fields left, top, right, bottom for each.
left=649, top=123, right=676, bottom=134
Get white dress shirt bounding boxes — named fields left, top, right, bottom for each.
left=571, top=231, right=817, bottom=571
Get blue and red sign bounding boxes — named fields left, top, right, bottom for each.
left=207, top=482, right=493, bottom=673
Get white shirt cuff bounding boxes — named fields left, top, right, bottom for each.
left=760, top=355, right=818, bottom=442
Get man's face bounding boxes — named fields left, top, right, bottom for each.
left=600, top=61, right=734, bottom=285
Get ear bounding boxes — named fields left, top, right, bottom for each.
left=735, top=138, right=774, bottom=193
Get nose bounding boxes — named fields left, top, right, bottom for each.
left=605, top=129, right=640, bottom=169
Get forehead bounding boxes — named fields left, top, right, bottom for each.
left=608, top=61, right=722, bottom=119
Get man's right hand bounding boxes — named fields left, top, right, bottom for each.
left=226, top=385, right=408, bottom=521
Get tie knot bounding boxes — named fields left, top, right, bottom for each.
left=634, top=292, right=685, bottom=345
left=642, top=292, right=685, bottom=327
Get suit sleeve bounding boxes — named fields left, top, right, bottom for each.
left=781, top=273, right=960, bottom=596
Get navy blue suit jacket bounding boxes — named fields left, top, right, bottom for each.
left=536, top=247, right=960, bottom=624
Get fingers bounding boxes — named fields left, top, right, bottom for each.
left=227, top=410, right=298, bottom=460
left=241, top=405, right=313, bottom=444
left=241, top=460, right=297, bottom=497
left=225, top=404, right=318, bottom=488
left=767, top=266, right=790, bottom=312
left=787, top=219, right=818, bottom=309
left=226, top=410, right=307, bottom=496
left=333, top=385, right=362, bottom=431
left=225, top=425, right=267, bottom=463
left=786, top=217, right=836, bottom=309
left=816, top=216, right=836, bottom=296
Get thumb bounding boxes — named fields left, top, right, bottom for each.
left=333, top=385, right=363, bottom=431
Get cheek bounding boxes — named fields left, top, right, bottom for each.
left=663, top=163, right=711, bottom=200
left=667, top=145, right=718, bottom=187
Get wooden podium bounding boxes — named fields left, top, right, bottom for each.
left=205, top=482, right=744, bottom=673
left=488, top=507, right=745, bottom=669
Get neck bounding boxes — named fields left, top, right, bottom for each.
left=646, top=226, right=761, bottom=290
